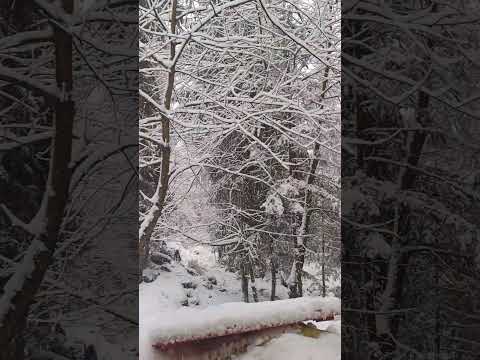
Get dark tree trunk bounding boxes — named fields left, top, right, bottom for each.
left=295, top=246, right=305, bottom=297
left=249, top=262, right=258, bottom=302
left=322, top=233, right=326, bottom=297
left=241, top=261, right=249, bottom=303
left=375, top=90, right=430, bottom=343
left=270, top=259, right=277, bottom=301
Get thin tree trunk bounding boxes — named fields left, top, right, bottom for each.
left=0, top=1, right=74, bottom=358
left=270, top=258, right=277, bottom=301
left=241, top=261, right=249, bottom=303
left=249, top=261, right=258, bottom=302
left=290, top=66, right=330, bottom=298
left=376, top=91, right=430, bottom=338
left=322, top=233, right=326, bottom=297
left=379, top=2, right=435, bottom=340
left=287, top=262, right=298, bottom=298
left=291, top=132, right=320, bottom=298
left=294, top=239, right=306, bottom=297
left=139, top=0, right=177, bottom=277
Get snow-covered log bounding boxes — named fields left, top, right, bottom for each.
left=149, top=297, right=340, bottom=359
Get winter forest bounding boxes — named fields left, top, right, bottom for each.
left=2, top=0, right=480, bottom=359
left=139, top=0, right=341, bottom=358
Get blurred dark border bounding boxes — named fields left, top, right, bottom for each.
left=342, top=1, right=480, bottom=359
left=0, top=1, right=138, bottom=359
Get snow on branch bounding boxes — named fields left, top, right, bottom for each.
left=33, top=0, right=73, bottom=25
left=0, top=239, right=48, bottom=326
left=0, top=132, right=53, bottom=151
left=257, top=0, right=339, bottom=72
left=0, top=66, right=59, bottom=102
left=0, top=29, right=53, bottom=50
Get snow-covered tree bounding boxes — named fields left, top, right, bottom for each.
left=139, top=0, right=340, bottom=302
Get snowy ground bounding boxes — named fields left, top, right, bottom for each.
left=235, top=331, right=340, bottom=360
left=140, top=243, right=340, bottom=360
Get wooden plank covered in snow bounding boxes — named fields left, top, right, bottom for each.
left=150, top=296, right=340, bottom=348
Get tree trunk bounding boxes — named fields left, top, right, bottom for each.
left=375, top=91, right=430, bottom=339
left=249, top=262, right=258, bottom=302
left=290, top=66, right=330, bottom=298
left=0, top=1, right=74, bottom=358
left=322, top=233, right=326, bottom=297
left=139, top=0, right=177, bottom=277
left=291, top=139, right=320, bottom=298
left=294, top=246, right=305, bottom=297
left=288, top=262, right=298, bottom=298
left=270, top=259, right=277, bottom=301
left=241, top=261, right=249, bottom=303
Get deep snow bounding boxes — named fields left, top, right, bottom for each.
left=140, top=243, right=340, bottom=360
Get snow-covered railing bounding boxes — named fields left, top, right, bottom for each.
left=149, top=296, right=340, bottom=360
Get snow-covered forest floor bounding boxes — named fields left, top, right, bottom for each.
left=140, top=241, right=340, bottom=360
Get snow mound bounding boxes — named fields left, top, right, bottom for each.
left=148, top=296, right=340, bottom=345
left=235, top=331, right=340, bottom=360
